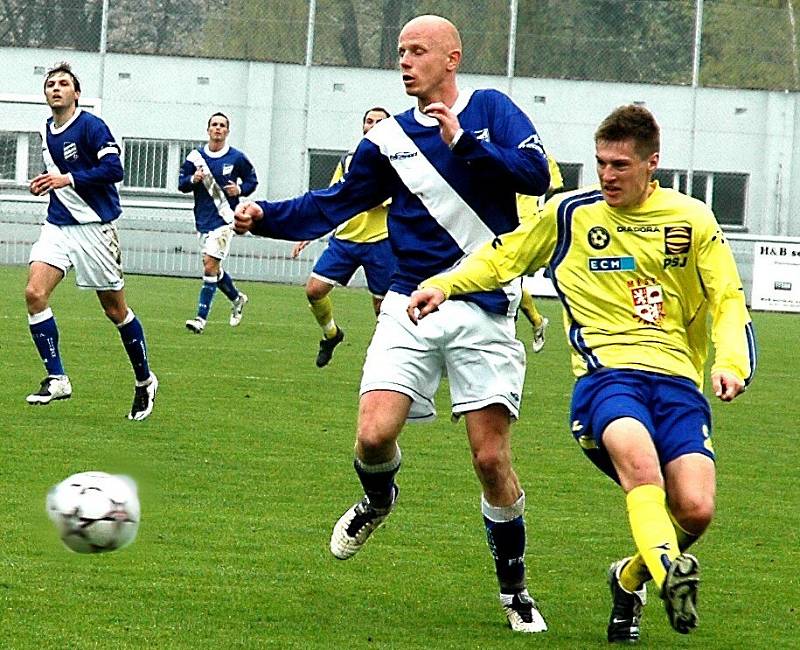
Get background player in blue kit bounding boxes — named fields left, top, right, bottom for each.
left=290, top=106, right=396, bottom=367
left=408, top=104, right=757, bottom=642
left=179, top=112, right=258, bottom=334
left=235, top=15, right=551, bottom=634
left=25, top=62, right=158, bottom=421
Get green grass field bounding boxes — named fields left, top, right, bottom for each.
left=0, top=264, right=796, bottom=649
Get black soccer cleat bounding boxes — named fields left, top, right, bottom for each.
left=661, top=553, right=700, bottom=634
left=607, top=558, right=647, bottom=643
left=315, top=327, right=344, bottom=367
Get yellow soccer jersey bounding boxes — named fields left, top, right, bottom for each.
left=423, top=182, right=756, bottom=389
left=328, top=156, right=389, bottom=243
left=516, top=154, right=565, bottom=222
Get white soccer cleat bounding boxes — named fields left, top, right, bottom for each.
left=27, top=375, right=72, bottom=405
left=128, top=373, right=158, bottom=421
left=531, top=316, right=549, bottom=353
left=330, top=488, right=397, bottom=560
left=229, top=293, right=248, bottom=327
left=185, top=317, right=206, bottom=334
left=500, top=590, right=548, bottom=633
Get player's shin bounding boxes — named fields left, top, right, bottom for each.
left=482, top=492, right=526, bottom=593
left=354, top=446, right=401, bottom=510
left=626, top=484, right=680, bottom=589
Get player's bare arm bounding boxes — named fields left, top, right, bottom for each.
left=406, top=287, right=446, bottom=324
left=291, top=241, right=310, bottom=258
left=711, top=370, right=746, bottom=402
left=423, top=102, right=461, bottom=145
left=233, top=201, right=263, bottom=234
left=29, top=172, right=71, bottom=196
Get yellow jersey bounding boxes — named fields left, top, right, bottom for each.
left=329, top=154, right=389, bottom=243
left=516, top=154, right=565, bottom=221
left=422, top=182, right=756, bottom=389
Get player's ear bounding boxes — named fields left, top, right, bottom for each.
left=447, top=49, right=461, bottom=71
left=647, top=152, right=659, bottom=174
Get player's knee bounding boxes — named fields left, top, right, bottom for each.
left=671, top=493, right=715, bottom=535
left=25, top=284, right=49, bottom=312
left=471, top=447, right=508, bottom=486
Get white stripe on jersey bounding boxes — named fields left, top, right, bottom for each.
left=40, top=125, right=102, bottom=224
left=187, top=149, right=235, bottom=223
left=369, top=119, right=494, bottom=255
left=97, top=145, right=120, bottom=159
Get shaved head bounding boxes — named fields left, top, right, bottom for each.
left=400, top=15, right=461, bottom=53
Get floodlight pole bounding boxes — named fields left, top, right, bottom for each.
left=97, top=0, right=110, bottom=113
left=686, top=0, right=703, bottom=198
left=299, top=0, right=317, bottom=195
left=506, top=0, right=518, bottom=97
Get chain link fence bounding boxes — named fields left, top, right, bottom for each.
left=2, top=0, right=799, bottom=90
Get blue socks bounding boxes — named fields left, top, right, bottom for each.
left=28, top=308, right=65, bottom=376
left=117, top=309, right=151, bottom=382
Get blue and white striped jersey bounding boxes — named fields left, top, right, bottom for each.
left=251, top=89, right=549, bottom=315
left=178, top=144, right=258, bottom=234
left=41, top=108, right=123, bottom=226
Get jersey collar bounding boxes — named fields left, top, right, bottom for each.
left=413, top=89, right=474, bottom=127
left=49, top=107, right=82, bottom=135
left=203, top=143, right=230, bottom=158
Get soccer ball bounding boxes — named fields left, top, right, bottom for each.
left=46, top=471, right=140, bottom=553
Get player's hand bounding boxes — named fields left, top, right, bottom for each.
left=192, top=166, right=206, bottom=183
left=233, top=201, right=263, bottom=234
left=406, top=287, right=446, bottom=325
left=711, top=370, right=746, bottom=402
left=291, top=241, right=310, bottom=258
left=423, top=102, right=461, bottom=146
left=223, top=181, right=240, bottom=197
left=29, top=172, right=70, bottom=196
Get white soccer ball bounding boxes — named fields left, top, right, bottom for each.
left=46, top=471, right=140, bottom=553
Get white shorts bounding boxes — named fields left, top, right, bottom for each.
left=29, top=221, right=124, bottom=291
left=360, top=291, right=527, bottom=422
left=199, top=224, right=234, bottom=261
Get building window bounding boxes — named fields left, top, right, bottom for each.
left=0, top=131, right=40, bottom=183
left=0, top=132, right=18, bottom=181
left=122, top=138, right=204, bottom=192
left=308, top=149, right=345, bottom=190
left=654, top=168, right=747, bottom=227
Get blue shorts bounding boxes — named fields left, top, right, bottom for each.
left=312, top=237, right=396, bottom=297
left=570, top=368, right=713, bottom=484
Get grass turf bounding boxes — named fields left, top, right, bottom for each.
left=0, top=265, right=796, bottom=648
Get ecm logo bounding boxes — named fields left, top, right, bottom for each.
left=588, top=256, right=635, bottom=272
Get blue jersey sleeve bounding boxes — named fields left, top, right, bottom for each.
left=178, top=156, right=196, bottom=193
left=251, top=139, right=393, bottom=241
left=452, top=89, right=549, bottom=196
left=237, top=153, right=258, bottom=197
left=70, top=118, right=123, bottom=187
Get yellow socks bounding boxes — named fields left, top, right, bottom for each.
left=619, top=500, right=701, bottom=592
left=519, top=291, right=542, bottom=327
left=309, top=297, right=337, bottom=338
left=626, top=484, right=679, bottom=589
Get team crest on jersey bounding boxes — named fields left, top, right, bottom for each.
left=664, top=226, right=692, bottom=254
left=222, top=164, right=234, bottom=175
left=472, top=128, right=490, bottom=141
left=63, top=141, right=78, bottom=161
left=628, top=278, right=664, bottom=325
left=587, top=226, right=610, bottom=250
